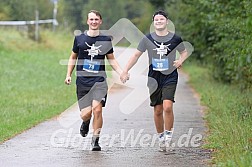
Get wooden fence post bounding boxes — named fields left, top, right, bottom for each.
left=35, top=10, right=39, bottom=41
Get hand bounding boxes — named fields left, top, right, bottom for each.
left=120, top=71, right=130, bottom=83
left=65, top=76, right=71, bottom=85
left=173, top=60, right=183, bottom=69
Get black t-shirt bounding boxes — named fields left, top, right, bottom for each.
left=137, top=32, right=185, bottom=87
left=72, top=31, right=113, bottom=86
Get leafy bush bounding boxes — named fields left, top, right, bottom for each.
left=168, top=0, right=252, bottom=90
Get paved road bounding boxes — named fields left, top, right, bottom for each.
left=0, top=47, right=211, bottom=167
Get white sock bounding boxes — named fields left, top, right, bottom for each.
left=165, top=130, right=173, bottom=136
left=158, top=132, right=164, bottom=138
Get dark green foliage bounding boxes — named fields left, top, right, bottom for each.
left=168, top=0, right=252, bottom=90
left=1, top=0, right=54, bottom=20
left=61, top=0, right=89, bottom=30
left=149, top=0, right=167, bottom=9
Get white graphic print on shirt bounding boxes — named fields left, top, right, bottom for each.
left=83, top=42, right=102, bottom=73
left=84, top=42, right=102, bottom=61
left=152, top=41, right=171, bottom=71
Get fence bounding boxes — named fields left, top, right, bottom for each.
left=0, top=19, right=58, bottom=26
left=0, top=16, right=58, bottom=41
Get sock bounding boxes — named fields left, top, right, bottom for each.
left=165, top=130, right=173, bottom=136
left=92, top=136, right=99, bottom=144
left=158, top=132, right=164, bottom=138
left=84, top=119, right=90, bottom=124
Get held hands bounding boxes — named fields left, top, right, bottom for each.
left=120, top=71, right=130, bottom=83
left=65, top=76, right=72, bottom=85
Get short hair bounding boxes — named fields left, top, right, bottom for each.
left=152, top=10, right=168, bottom=21
left=87, top=10, right=102, bottom=20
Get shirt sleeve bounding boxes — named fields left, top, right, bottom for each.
left=177, top=37, right=186, bottom=53
left=137, top=36, right=147, bottom=52
left=106, top=37, right=114, bottom=54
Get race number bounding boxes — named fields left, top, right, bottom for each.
left=152, top=58, right=169, bottom=71
left=83, top=59, right=100, bottom=73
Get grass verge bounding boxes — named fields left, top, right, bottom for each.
left=183, top=61, right=252, bottom=166
left=0, top=28, right=76, bottom=142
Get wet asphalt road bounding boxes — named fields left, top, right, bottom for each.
left=0, top=47, right=211, bottom=167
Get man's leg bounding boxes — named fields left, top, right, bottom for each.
left=162, top=84, right=177, bottom=148
left=77, top=85, right=92, bottom=138
left=154, top=104, right=167, bottom=151
left=162, top=84, right=176, bottom=132
left=91, top=100, right=103, bottom=151
left=153, top=104, right=164, bottom=133
left=92, top=100, right=103, bottom=135
left=163, top=100, right=174, bottom=131
left=163, top=100, right=174, bottom=148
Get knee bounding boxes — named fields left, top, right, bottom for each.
left=163, top=105, right=173, bottom=114
left=154, top=109, right=163, bottom=117
left=93, top=107, right=102, bottom=117
left=80, top=110, right=92, bottom=120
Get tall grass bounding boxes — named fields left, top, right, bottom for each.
left=183, top=61, right=252, bottom=166
left=0, top=29, right=76, bottom=142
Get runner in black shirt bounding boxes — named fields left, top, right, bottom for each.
left=65, top=10, right=124, bottom=151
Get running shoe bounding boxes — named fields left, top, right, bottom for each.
left=80, top=119, right=90, bottom=137
left=165, top=130, right=173, bottom=148
left=158, top=132, right=166, bottom=152
left=91, top=137, right=101, bottom=151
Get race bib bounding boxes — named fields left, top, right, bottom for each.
left=152, top=58, right=169, bottom=71
left=83, top=59, right=100, bottom=73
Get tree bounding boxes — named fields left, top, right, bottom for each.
left=0, top=1, right=11, bottom=20
left=61, top=0, right=89, bottom=30
left=81, top=0, right=126, bottom=30
left=148, top=0, right=173, bottom=9
left=2, top=0, right=54, bottom=21
left=165, top=0, right=252, bottom=89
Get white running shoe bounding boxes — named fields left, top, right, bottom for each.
left=165, top=131, right=173, bottom=149
left=158, top=133, right=166, bottom=152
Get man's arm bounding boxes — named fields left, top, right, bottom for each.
left=65, top=51, right=78, bottom=85
left=124, top=50, right=143, bottom=72
left=173, top=49, right=188, bottom=69
left=106, top=53, right=123, bottom=75
left=120, top=50, right=143, bottom=83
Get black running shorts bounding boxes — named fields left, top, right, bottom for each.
left=149, top=84, right=177, bottom=106
left=76, top=81, right=108, bottom=110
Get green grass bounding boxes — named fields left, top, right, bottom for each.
left=0, top=28, right=76, bottom=142
left=183, top=61, right=252, bottom=166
